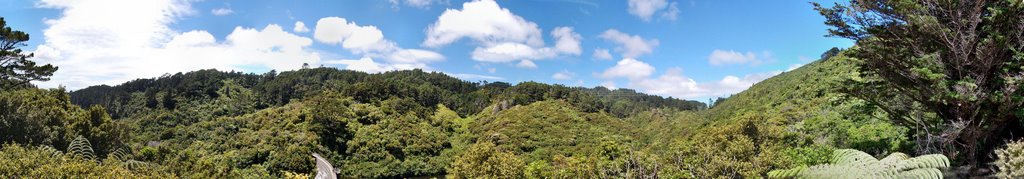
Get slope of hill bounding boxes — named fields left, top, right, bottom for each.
left=1, top=49, right=920, bottom=178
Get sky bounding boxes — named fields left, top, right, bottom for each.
left=1, top=0, right=853, bottom=100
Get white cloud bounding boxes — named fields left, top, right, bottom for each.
left=387, top=49, right=444, bottom=64
left=627, top=0, right=679, bottom=22
left=600, top=58, right=655, bottom=79
left=660, top=2, right=679, bottom=21
left=551, top=26, right=582, bottom=55
left=313, top=17, right=444, bottom=70
left=424, top=0, right=581, bottom=67
left=322, top=57, right=423, bottom=73
left=552, top=70, right=574, bottom=80
left=423, top=0, right=544, bottom=47
left=593, top=48, right=613, bottom=60
left=30, top=0, right=327, bottom=89
left=633, top=68, right=703, bottom=98
left=293, top=21, right=309, bottom=33
left=708, top=49, right=765, bottom=66
left=600, top=81, right=618, bottom=89
left=591, top=54, right=786, bottom=98
left=314, top=17, right=393, bottom=53
left=388, top=0, right=438, bottom=9
left=471, top=43, right=556, bottom=63
left=450, top=73, right=504, bottom=81
left=787, top=63, right=804, bottom=71
left=211, top=8, right=233, bottom=16
left=628, top=68, right=783, bottom=99
left=600, top=29, right=659, bottom=58
left=516, top=60, right=538, bottom=69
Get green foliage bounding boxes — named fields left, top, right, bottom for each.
left=768, top=149, right=949, bottom=178
left=667, top=114, right=796, bottom=178
left=995, top=140, right=1024, bottom=178
left=468, top=100, right=630, bottom=162
left=0, top=17, right=57, bottom=89
left=0, top=144, right=174, bottom=178
left=0, top=41, right=927, bottom=178
left=815, top=0, right=1024, bottom=166
left=448, top=142, right=525, bottom=179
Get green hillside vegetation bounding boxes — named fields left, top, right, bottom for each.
left=4, top=0, right=1024, bottom=177
left=0, top=45, right=923, bottom=178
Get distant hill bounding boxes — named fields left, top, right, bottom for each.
left=69, top=68, right=706, bottom=119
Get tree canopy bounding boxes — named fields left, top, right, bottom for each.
left=815, top=0, right=1024, bottom=168
left=0, top=17, right=57, bottom=89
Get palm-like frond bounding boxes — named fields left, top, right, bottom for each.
left=109, top=147, right=132, bottom=161
left=768, top=149, right=949, bottom=179
left=67, top=136, right=96, bottom=160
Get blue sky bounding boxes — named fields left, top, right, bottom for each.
left=2, top=0, right=852, bottom=100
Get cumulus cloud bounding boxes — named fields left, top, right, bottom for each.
left=593, top=48, right=613, bottom=60
left=627, top=0, right=679, bottom=22
left=387, top=49, right=445, bottom=64
left=293, top=21, right=309, bottom=33
left=599, top=58, right=655, bottom=79
left=30, top=0, right=324, bottom=89
left=600, top=29, right=659, bottom=58
left=424, top=0, right=543, bottom=47
left=312, top=17, right=444, bottom=71
left=551, top=26, right=582, bottom=55
left=600, top=81, right=618, bottom=89
left=211, top=8, right=233, bottom=16
left=552, top=70, right=574, bottom=80
left=322, top=57, right=427, bottom=73
left=470, top=43, right=556, bottom=63
left=516, top=60, right=538, bottom=69
left=631, top=68, right=781, bottom=99
left=450, top=73, right=504, bottom=80
left=708, top=49, right=768, bottom=66
left=595, top=55, right=786, bottom=98
left=787, top=63, right=804, bottom=71
left=423, top=0, right=581, bottom=68
left=314, top=17, right=393, bottom=53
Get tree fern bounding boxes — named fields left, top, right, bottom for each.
left=109, top=147, right=132, bottom=161
left=39, top=145, right=63, bottom=158
left=768, top=149, right=949, bottom=179
left=67, top=135, right=96, bottom=160
left=995, top=140, right=1024, bottom=178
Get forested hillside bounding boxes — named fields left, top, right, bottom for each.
left=4, top=0, right=1024, bottom=178
left=2, top=47, right=920, bottom=178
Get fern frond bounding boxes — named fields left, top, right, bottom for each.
left=894, top=154, right=949, bottom=171
left=831, top=149, right=875, bottom=165
left=39, top=145, right=63, bottom=158
left=897, top=168, right=943, bottom=179
left=768, top=165, right=807, bottom=178
left=124, top=160, right=153, bottom=171
left=110, top=147, right=133, bottom=161
left=67, top=136, right=96, bottom=160
left=768, top=149, right=948, bottom=179
left=879, top=152, right=909, bottom=164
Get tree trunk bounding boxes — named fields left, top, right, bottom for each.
left=953, top=115, right=1024, bottom=175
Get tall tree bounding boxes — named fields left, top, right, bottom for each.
left=814, top=0, right=1024, bottom=168
left=0, top=17, right=57, bottom=89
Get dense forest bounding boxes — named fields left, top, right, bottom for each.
left=3, top=0, right=1024, bottom=178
